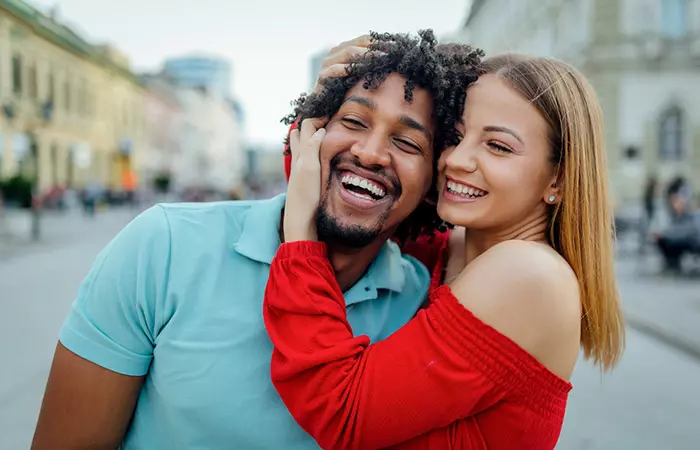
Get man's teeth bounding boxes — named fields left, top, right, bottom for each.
left=446, top=180, right=486, bottom=197
left=341, top=174, right=386, bottom=198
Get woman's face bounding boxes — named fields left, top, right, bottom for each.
left=437, top=74, right=558, bottom=233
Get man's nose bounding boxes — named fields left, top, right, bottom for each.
left=350, top=134, right=391, bottom=168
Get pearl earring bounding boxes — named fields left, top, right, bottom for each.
left=548, top=195, right=556, bottom=203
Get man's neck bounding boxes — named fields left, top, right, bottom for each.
left=327, top=240, right=386, bottom=292
left=278, top=210, right=388, bottom=292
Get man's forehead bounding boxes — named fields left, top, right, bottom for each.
left=340, top=74, right=434, bottom=119
left=344, top=74, right=420, bottom=99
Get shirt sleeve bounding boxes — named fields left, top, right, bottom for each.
left=263, top=241, right=571, bottom=450
left=58, top=205, right=172, bottom=376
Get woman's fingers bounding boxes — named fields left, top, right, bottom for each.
left=313, top=35, right=373, bottom=93
left=321, top=45, right=369, bottom=70
left=297, top=118, right=327, bottom=170
left=289, top=128, right=301, bottom=167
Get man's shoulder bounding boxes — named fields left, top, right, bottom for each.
left=156, top=196, right=283, bottom=244
left=157, top=198, right=262, bottom=223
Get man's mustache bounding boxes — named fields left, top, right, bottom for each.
left=329, top=154, right=402, bottom=197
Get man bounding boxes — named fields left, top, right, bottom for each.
left=32, top=31, right=481, bottom=449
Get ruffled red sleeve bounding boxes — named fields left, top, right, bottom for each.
left=263, top=241, right=572, bottom=450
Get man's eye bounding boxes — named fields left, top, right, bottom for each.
left=342, top=118, right=365, bottom=128
left=395, top=138, right=421, bottom=153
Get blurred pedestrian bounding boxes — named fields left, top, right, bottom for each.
left=666, top=175, right=690, bottom=215
left=656, top=193, right=700, bottom=272
left=81, top=180, right=102, bottom=218
left=640, top=175, right=658, bottom=253
left=122, top=169, right=138, bottom=210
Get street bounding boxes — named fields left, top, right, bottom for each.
left=1, top=209, right=699, bottom=450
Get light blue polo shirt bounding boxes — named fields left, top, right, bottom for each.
left=59, top=194, right=430, bottom=450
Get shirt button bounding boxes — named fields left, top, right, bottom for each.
left=364, top=286, right=371, bottom=291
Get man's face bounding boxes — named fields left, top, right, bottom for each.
left=316, top=73, right=435, bottom=248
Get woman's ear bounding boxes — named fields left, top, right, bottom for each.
left=543, top=176, right=562, bottom=205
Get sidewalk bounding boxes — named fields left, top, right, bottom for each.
left=0, top=206, right=141, bottom=261
left=616, top=253, right=700, bottom=360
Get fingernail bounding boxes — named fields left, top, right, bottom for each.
left=315, top=128, right=326, bottom=137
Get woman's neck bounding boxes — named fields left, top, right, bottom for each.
left=446, top=213, right=551, bottom=278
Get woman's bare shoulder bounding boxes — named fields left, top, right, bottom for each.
left=449, top=240, right=582, bottom=380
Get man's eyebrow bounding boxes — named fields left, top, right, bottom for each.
left=400, top=116, right=433, bottom=141
left=342, top=96, right=377, bottom=109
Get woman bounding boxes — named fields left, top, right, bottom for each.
left=264, top=53, right=625, bottom=449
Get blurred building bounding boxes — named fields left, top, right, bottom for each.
left=309, top=49, right=328, bottom=90
left=244, top=145, right=286, bottom=199
left=172, top=86, right=245, bottom=196
left=142, top=54, right=246, bottom=197
left=140, top=52, right=247, bottom=199
left=163, top=54, right=233, bottom=99
left=456, top=0, right=700, bottom=203
left=141, top=75, right=183, bottom=192
left=0, top=0, right=144, bottom=193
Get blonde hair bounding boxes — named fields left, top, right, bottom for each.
left=480, top=54, right=625, bottom=370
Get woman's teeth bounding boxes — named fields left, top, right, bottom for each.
left=341, top=174, right=386, bottom=199
left=446, top=180, right=486, bottom=198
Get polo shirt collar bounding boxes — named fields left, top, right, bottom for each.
left=344, top=240, right=407, bottom=306
left=233, top=193, right=407, bottom=304
left=233, top=194, right=286, bottom=264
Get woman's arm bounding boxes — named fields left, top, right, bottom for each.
left=264, top=241, right=572, bottom=450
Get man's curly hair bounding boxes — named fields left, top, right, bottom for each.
left=283, top=30, right=483, bottom=242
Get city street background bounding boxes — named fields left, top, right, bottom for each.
left=2, top=0, right=700, bottom=448
left=1, top=206, right=699, bottom=449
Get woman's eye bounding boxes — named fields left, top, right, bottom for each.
left=487, top=142, right=513, bottom=154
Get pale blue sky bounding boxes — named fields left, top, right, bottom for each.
left=31, top=0, right=470, bottom=148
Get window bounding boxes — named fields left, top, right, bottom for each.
left=51, top=143, right=59, bottom=185
left=48, top=71, right=55, bottom=104
left=64, top=77, right=71, bottom=112
left=28, top=63, right=37, bottom=99
left=12, top=54, right=22, bottom=95
left=80, top=81, right=88, bottom=115
left=658, top=105, right=685, bottom=160
left=661, top=0, right=687, bottom=38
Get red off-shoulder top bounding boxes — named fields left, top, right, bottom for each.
left=263, top=241, right=572, bottom=450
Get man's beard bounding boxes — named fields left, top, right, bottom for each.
left=315, top=202, right=388, bottom=249
left=315, top=156, right=397, bottom=249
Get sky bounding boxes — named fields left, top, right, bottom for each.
left=31, top=0, right=471, bottom=149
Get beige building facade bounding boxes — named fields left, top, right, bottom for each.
left=455, top=0, right=700, bottom=203
left=0, top=0, right=144, bottom=193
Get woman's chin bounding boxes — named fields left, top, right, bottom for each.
left=437, top=208, right=480, bottom=229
